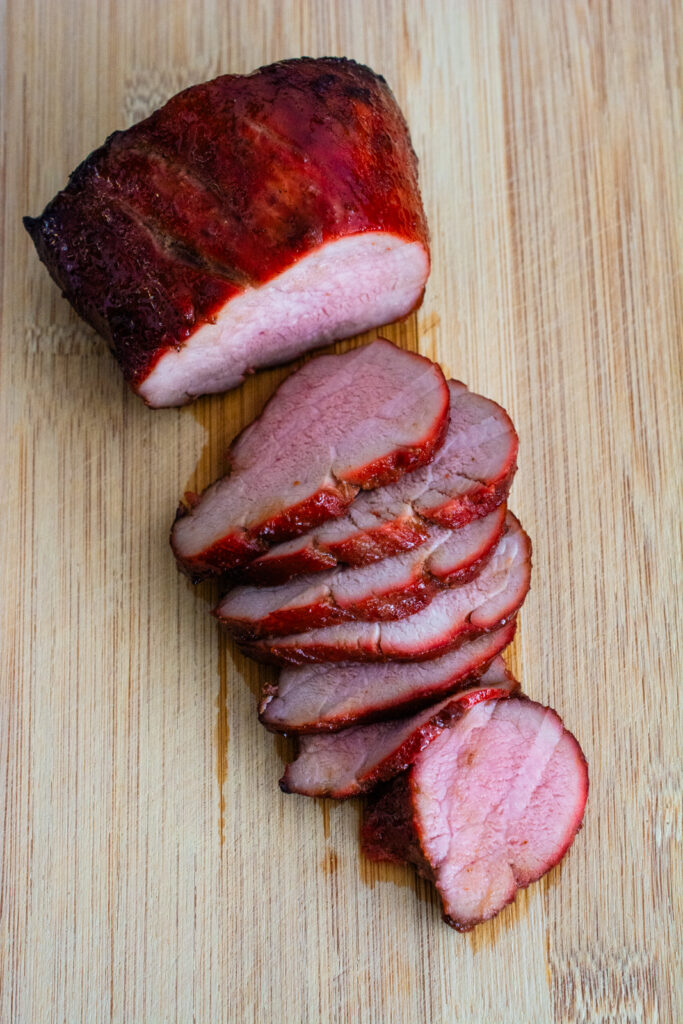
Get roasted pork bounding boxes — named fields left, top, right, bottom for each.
left=362, top=697, right=588, bottom=930
left=24, top=58, right=430, bottom=406
left=171, top=340, right=448, bottom=578
left=239, top=380, right=517, bottom=585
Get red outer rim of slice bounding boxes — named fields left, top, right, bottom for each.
left=337, top=389, right=450, bottom=489
left=422, top=461, right=517, bottom=530
left=172, top=483, right=359, bottom=582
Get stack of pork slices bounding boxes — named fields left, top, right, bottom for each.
left=172, top=339, right=588, bottom=931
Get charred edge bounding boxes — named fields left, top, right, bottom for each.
left=23, top=215, right=41, bottom=240
left=423, top=465, right=517, bottom=529
left=443, top=913, right=476, bottom=933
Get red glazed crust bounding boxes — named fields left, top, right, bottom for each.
left=24, top=58, right=429, bottom=397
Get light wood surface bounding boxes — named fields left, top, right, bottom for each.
left=1, top=2, right=681, bottom=1021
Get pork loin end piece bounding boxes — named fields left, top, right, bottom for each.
left=362, top=697, right=589, bottom=931
left=171, top=340, right=449, bottom=579
left=280, top=657, right=519, bottom=798
left=24, top=57, right=430, bottom=407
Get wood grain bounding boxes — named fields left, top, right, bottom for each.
left=1, top=1, right=680, bottom=1021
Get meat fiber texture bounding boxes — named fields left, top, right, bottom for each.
left=23, top=57, right=430, bottom=407
left=243, top=512, right=530, bottom=664
left=239, top=380, right=518, bottom=585
left=217, top=505, right=506, bottom=639
left=259, top=620, right=517, bottom=733
left=171, top=340, right=449, bottom=577
left=362, top=697, right=589, bottom=931
left=281, top=657, right=519, bottom=797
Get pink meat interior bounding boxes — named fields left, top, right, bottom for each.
left=412, top=698, right=588, bottom=928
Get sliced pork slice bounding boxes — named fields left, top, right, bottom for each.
left=24, top=58, right=430, bottom=407
left=170, top=340, right=448, bottom=578
left=244, top=513, right=530, bottom=664
left=259, top=620, right=516, bottom=733
left=362, top=697, right=588, bottom=931
left=239, top=381, right=517, bottom=585
left=217, top=505, right=506, bottom=638
left=280, top=658, right=519, bottom=797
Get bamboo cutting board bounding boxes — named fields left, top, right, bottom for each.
left=1, top=1, right=681, bottom=1021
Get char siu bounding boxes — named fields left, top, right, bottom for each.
left=239, top=380, right=517, bottom=585
left=362, top=697, right=588, bottom=930
left=24, top=58, right=430, bottom=407
left=171, top=340, right=448, bottom=577
left=259, top=621, right=516, bottom=733
left=217, top=505, right=506, bottom=638
left=281, top=657, right=518, bottom=797
left=244, top=513, right=530, bottom=664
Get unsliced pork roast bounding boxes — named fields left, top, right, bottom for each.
left=362, top=697, right=588, bottom=930
left=23, top=58, right=430, bottom=407
left=239, top=380, right=518, bottom=585
left=244, top=512, right=530, bottom=664
left=259, top=621, right=516, bottom=733
left=281, top=657, right=519, bottom=797
left=217, top=505, right=506, bottom=638
left=171, top=340, right=448, bottom=577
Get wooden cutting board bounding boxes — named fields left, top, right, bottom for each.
left=1, top=1, right=680, bottom=1021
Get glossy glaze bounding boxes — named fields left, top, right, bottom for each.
left=24, top=58, right=428, bottom=394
